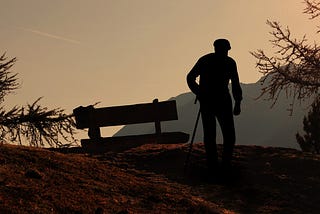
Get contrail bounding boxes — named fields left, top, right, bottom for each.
left=17, top=27, right=82, bottom=45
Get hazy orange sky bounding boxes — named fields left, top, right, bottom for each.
left=0, top=0, right=318, bottom=136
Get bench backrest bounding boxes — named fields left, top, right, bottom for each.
left=73, top=100, right=178, bottom=129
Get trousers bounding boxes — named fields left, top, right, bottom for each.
left=200, top=95, right=236, bottom=169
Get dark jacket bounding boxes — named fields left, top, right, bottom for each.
left=187, top=53, right=242, bottom=104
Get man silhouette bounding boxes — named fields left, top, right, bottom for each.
left=187, top=39, right=242, bottom=172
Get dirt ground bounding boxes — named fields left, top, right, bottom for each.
left=1, top=142, right=320, bottom=213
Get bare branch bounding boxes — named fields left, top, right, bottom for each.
left=304, top=0, right=320, bottom=33
left=304, top=0, right=320, bottom=19
left=251, top=18, right=320, bottom=107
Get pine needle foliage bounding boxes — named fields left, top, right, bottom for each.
left=0, top=53, right=77, bottom=147
left=296, top=97, right=320, bottom=153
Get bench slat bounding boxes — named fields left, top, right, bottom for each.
left=80, top=132, right=190, bottom=153
left=74, top=100, right=178, bottom=129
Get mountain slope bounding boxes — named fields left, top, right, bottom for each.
left=115, top=81, right=310, bottom=149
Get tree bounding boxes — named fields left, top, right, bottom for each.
left=251, top=0, right=320, bottom=107
left=296, top=97, right=320, bottom=153
left=251, top=0, right=320, bottom=151
left=0, top=53, right=77, bottom=147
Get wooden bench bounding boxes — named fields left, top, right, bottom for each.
left=73, top=99, right=189, bottom=152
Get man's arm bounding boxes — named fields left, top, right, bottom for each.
left=186, top=60, right=201, bottom=96
left=231, top=60, right=242, bottom=115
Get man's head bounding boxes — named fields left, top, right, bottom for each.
left=213, top=39, right=231, bottom=56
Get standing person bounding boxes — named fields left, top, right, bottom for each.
left=186, top=39, right=242, bottom=172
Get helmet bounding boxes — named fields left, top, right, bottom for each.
left=213, top=39, right=231, bottom=51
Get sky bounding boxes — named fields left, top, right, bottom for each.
left=0, top=0, right=318, bottom=136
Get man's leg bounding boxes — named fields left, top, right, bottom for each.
left=200, top=107, right=218, bottom=170
left=216, top=107, right=236, bottom=166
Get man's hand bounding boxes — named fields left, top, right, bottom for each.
left=233, top=101, right=241, bottom=116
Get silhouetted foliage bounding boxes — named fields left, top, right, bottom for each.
left=251, top=0, right=320, bottom=107
left=251, top=1, right=320, bottom=151
left=0, top=53, right=77, bottom=147
left=296, top=97, right=320, bottom=153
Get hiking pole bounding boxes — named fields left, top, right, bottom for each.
left=184, top=97, right=201, bottom=174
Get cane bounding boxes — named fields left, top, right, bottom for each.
left=184, top=97, right=201, bottom=174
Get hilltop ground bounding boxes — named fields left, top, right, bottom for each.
left=1, top=142, right=320, bottom=213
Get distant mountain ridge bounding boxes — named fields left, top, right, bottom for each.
left=115, top=80, right=311, bottom=149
